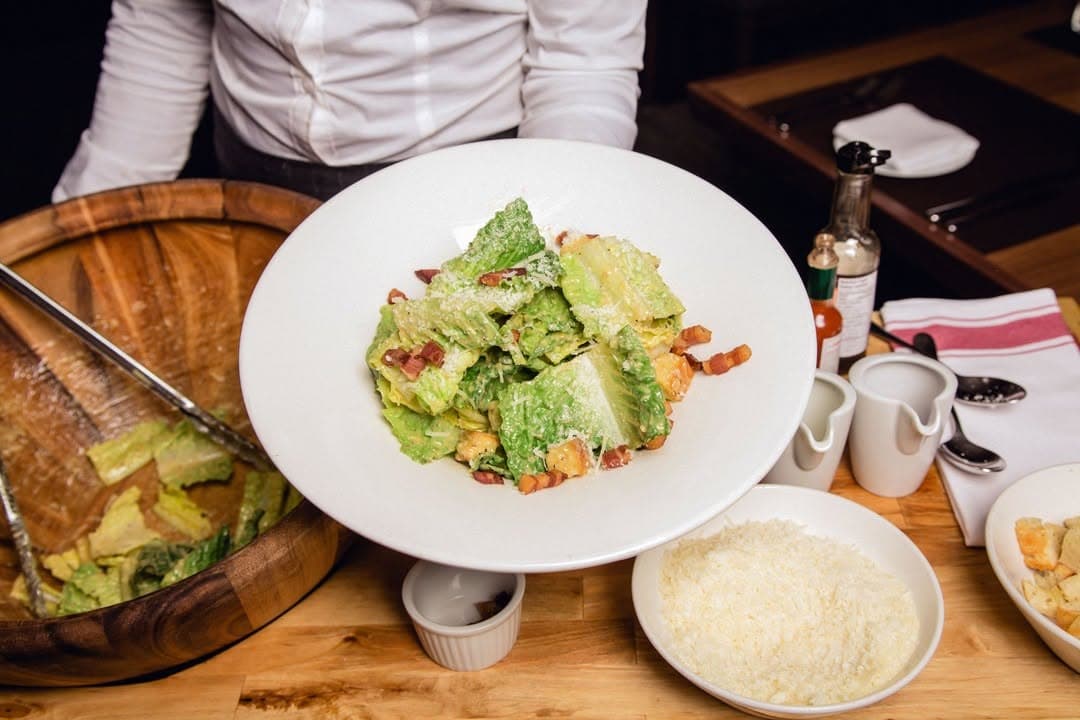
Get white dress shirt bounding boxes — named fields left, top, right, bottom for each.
left=53, top=0, right=647, bottom=202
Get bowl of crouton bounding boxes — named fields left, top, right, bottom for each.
left=985, top=462, right=1080, bottom=673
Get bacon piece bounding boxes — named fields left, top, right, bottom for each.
left=381, top=348, right=411, bottom=367
left=387, top=288, right=407, bottom=304
left=472, top=471, right=505, bottom=485
left=399, top=354, right=427, bottom=380
left=414, top=268, right=440, bottom=284
left=673, top=324, right=713, bottom=354
left=684, top=353, right=704, bottom=372
left=554, top=230, right=569, bottom=247
left=600, top=445, right=632, bottom=469
left=702, top=344, right=753, bottom=376
left=477, top=267, right=527, bottom=286
left=418, top=340, right=445, bottom=367
left=518, top=470, right=567, bottom=494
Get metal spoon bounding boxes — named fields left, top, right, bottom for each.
left=870, top=322, right=1026, bottom=405
left=914, top=333, right=1007, bottom=473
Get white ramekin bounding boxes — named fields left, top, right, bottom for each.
left=402, top=560, right=526, bottom=671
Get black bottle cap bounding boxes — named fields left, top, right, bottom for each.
left=836, top=141, right=892, bottom=174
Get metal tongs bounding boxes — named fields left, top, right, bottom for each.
left=0, top=263, right=273, bottom=470
left=0, top=456, right=48, bottom=617
left=0, top=261, right=275, bottom=616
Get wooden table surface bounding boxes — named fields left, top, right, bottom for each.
left=2, top=301, right=1077, bottom=718
left=688, top=0, right=1080, bottom=303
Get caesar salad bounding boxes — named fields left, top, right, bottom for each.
left=366, top=198, right=750, bottom=494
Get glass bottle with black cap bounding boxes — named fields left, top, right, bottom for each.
left=821, top=141, right=891, bottom=373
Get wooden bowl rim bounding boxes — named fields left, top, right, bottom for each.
left=0, top=178, right=322, bottom=264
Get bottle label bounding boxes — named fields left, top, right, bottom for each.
left=819, top=333, right=841, bottom=373
left=836, top=270, right=878, bottom=358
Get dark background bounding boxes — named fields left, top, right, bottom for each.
left=1, top=0, right=1031, bottom=266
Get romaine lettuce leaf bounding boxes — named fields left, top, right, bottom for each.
left=497, top=326, right=670, bottom=480
left=502, top=287, right=587, bottom=370
left=42, top=549, right=81, bottom=582
left=368, top=336, right=481, bottom=417
left=131, top=540, right=191, bottom=597
left=152, top=486, right=213, bottom=540
left=559, top=235, right=685, bottom=347
left=88, top=486, right=162, bottom=558
left=409, top=344, right=483, bottom=415
left=161, top=527, right=231, bottom=588
left=390, top=295, right=505, bottom=349
left=86, top=420, right=169, bottom=486
left=382, top=405, right=462, bottom=463
left=154, top=420, right=234, bottom=489
left=389, top=250, right=563, bottom=351
left=69, top=562, right=123, bottom=607
left=442, top=197, right=545, bottom=278
left=57, top=574, right=99, bottom=616
left=454, top=353, right=534, bottom=417
left=233, top=469, right=287, bottom=549
left=597, top=326, right=671, bottom=445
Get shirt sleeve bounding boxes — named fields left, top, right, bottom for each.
left=52, top=0, right=214, bottom=202
left=518, top=1, right=647, bottom=150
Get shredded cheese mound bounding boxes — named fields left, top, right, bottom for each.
left=659, top=519, right=919, bottom=706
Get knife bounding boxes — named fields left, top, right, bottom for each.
left=768, top=73, right=902, bottom=134
left=0, top=262, right=275, bottom=471
left=924, top=168, right=1075, bottom=226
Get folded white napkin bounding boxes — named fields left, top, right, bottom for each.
left=881, top=288, right=1080, bottom=546
left=834, top=103, right=980, bottom=176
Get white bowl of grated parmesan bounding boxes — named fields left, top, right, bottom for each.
left=632, top=484, right=944, bottom=718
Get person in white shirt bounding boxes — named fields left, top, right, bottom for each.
left=53, top=1, right=648, bottom=201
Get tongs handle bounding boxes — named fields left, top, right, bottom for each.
left=0, top=262, right=274, bottom=471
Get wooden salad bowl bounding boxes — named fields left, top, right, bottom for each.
left=0, top=180, right=353, bottom=686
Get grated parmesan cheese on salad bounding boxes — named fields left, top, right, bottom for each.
left=659, top=519, right=919, bottom=707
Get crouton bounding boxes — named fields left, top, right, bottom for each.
left=545, top=438, right=592, bottom=478
left=1055, top=598, right=1080, bottom=630
left=1069, top=616, right=1080, bottom=640
left=455, top=431, right=500, bottom=464
left=1058, top=573, right=1080, bottom=603
left=1022, top=579, right=1059, bottom=619
left=653, top=352, right=694, bottom=401
left=1059, top=527, right=1080, bottom=571
left=1015, top=517, right=1066, bottom=570
left=1054, top=561, right=1077, bottom=582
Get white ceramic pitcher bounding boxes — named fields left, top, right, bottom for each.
left=764, top=370, right=856, bottom=491
left=847, top=353, right=958, bottom=497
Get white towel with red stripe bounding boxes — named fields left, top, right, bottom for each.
left=880, top=288, right=1080, bottom=546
